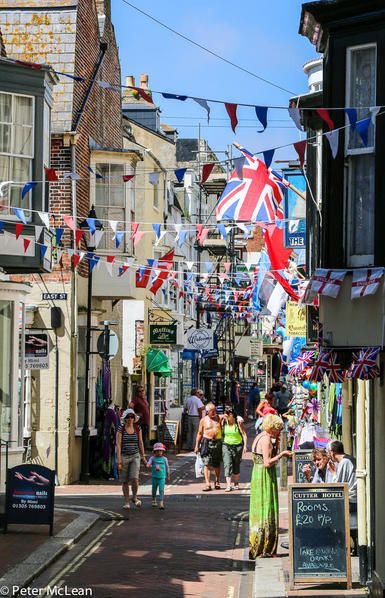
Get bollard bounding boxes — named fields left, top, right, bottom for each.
left=280, top=429, right=288, bottom=490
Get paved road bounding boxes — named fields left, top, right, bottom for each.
left=33, top=452, right=256, bottom=598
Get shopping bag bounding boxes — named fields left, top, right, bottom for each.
left=195, top=453, right=204, bottom=478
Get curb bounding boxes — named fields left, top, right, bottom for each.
left=0, top=508, right=100, bottom=591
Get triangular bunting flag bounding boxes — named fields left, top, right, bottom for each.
left=263, top=149, right=275, bottom=169
left=105, top=255, right=115, bottom=276
left=357, top=117, right=371, bottom=147
left=195, top=224, right=204, bottom=241
left=177, top=230, right=188, bottom=247
left=75, top=229, right=84, bottom=246
left=316, top=108, right=334, bottom=130
left=123, top=175, right=135, bottom=183
left=293, top=140, right=307, bottom=168
left=72, top=253, right=81, bottom=269
left=38, top=211, right=50, bottom=228
left=35, top=225, right=44, bottom=242
left=93, top=229, right=104, bottom=249
left=63, top=172, right=80, bottom=180
left=152, top=223, right=161, bottom=239
left=162, top=92, right=187, bottom=101
left=86, top=218, right=96, bottom=234
left=370, top=106, right=381, bottom=124
left=115, top=231, right=124, bottom=248
left=192, top=97, right=210, bottom=123
left=63, top=215, right=76, bottom=232
left=325, top=129, right=339, bottom=159
left=109, top=220, right=119, bottom=233
left=201, top=163, right=215, bottom=183
left=175, top=168, right=187, bottom=183
left=23, top=238, right=31, bottom=253
left=199, top=228, right=209, bottom=246
left=44, top=167, right=58, bottom=182
left=149, top=172, right=160, bottom=186
left=185, top=261, right=194, bottom=271
left=134, top=231, right=145, bottom=247
left=130, top=222, right=139, bottom=239
left=255, top=106, right=268, bottom=131
left=217, top=223, right=228, bottom=240
left=345, top=108, right=357, bottom=131
left=13, top=208, right=27, bottom=225
left=56, top=228, right=64, bottom=245
left=40, top=245, right=48, bottom=260
left=22, top=181, right=37, bottom=200
left=288, top=102, right=303, bottom=131
left=225, top=103, right=238, bottom=132
left=155, top=230, right=167, bottom=246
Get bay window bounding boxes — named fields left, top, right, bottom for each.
left=94, top=163, right=128, bottom=253
left=345, top=44, right=376, bottom=266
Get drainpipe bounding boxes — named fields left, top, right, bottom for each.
left=70, top=141, right=78, bottom=482
left=342, top=379, right=352, bottom=455
left=356, top=379, right=368, bottom=584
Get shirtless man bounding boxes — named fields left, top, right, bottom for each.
left=194, top=402, right=222, bottom=491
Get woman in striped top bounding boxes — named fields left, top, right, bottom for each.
left=116, top=408, right=147, bottom=509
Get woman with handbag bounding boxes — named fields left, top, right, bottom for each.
left=221, top=406, right=248, bottom=492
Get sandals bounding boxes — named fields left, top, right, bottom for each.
left=123, top=503, right=131, bottom=510
left=202, top=486, right=212, bottom=492
left=233, top=484, right=240, bottom=491
left=132, top=498, right=142, bottom=507
left=225, top=486, right=232, bottom=493
left=152, top=500, right=157, bottom=507
left=214, top=483, right=221, bottom=490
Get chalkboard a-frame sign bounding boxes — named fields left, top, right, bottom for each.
left=289, top=483, right=352, bottom=590
left=292, top=450, right=316, bottom=483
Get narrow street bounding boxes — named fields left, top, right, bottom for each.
left=35, top=454, right=256, bottom=598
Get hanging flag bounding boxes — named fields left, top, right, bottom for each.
left=325, top=351, right=345, bottom=383
left=345, top=108, right=357, bottom=131
left=193, top=97, right=211, bottom=123
left=15, top=223, right=24, bottom=239
left=105, top=255, right=115, bottom=276
left=224, top=262, right=231, bottom=274
left=109, top=220, right=119, bottom=233
left=122, top=174, right=135, bottom=183
left=149, top=249, right=175, bottom=295
left=149, top=172, right=160, bottom=186
left=38, top=211, right=50, bottom=228
left=72, top=253, right=81, bottom=269
left=216, top=146, right=286, bottom=222
left=118, top=265, right=129, bottom=277
left=130, top=222, right=139, bottom=239
left=22, top=181, right=37, bottom=200
left=177, top=230, right=188, bottom=247
left=40, top=245, right=48, bottom=260
left=23, top=238, right=31, bottom=253
left=293, top=140, right=307, bottom=168
left=316, top=108, right=334, bottom=130
left=195, top=224, right=204, bottom=241
left=45, top=167, right=58, bottom=182
left=238, top=223, right=251, bottom=239
left=175, top=168, right=187, bottom=183
left=288, top=101, right=303, bottom=131
left=162, top=92, right=187, bottom=101
left=351, top=268, right=384, bottom=299
left=217, top=223, right=228, bottom=240
left=155, top=230, right=167, bottom=246
left=357, top=117, right=371, bottom=146
left=134, top=231, right=145, bottom=246
left=255, top=106, right=268, bottom=131
left=225, top=103, right=238, bottom=132
left=304, top=268, right=347, bottom=303
left=132, top=86, right=153, bottom=103
left=350, top=347, right=380, bottom=380
left=85, top=218, right=96, bottom=234
left=185, top=261, right=194, bottom=271
left=152, top=223, right=161, bottom=239
left=325, top=130, right=339, bottom=159
left=199, top=228, right=209, bottom=246
left=75, top=229, right=84, bottom=246
left=309, top=350, right=331, bottom=382
left=201, top=163, right=215, bottom=183
left=63, top=215, right=76, bottom=232
left=13, top=208, right=27, bottom=225
left=264, top=225, right=300, bottom=301
left=63, top=172, right=81, bottom=181
left=263, top=149, right=275, bottom=169
left=233, top=157, right=245, bottom=179
left=115, top=231, right=124, bottom=248
left=56, top=228, right=64, bottom=245
left=87, top=253, right=100, bottom=272
left=369, top=106, right=381, bottom=124
left=35, top=225, right=44, bottom=242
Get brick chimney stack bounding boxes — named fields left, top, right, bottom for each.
left=95, top=0, right=111, bottom=20
left=140, top=74, right=149, bottom=89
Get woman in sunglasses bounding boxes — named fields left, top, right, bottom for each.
left=116, top=408, right=147, bottom=509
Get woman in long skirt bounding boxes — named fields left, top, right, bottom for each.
left=249, top=414, right=292, bottom=558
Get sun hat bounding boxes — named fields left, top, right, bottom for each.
left=121, top=408, right=139, bottom=423
left=153, top=442, right=166, bottom=452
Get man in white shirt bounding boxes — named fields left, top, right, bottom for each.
left=185, top=389, right=204, bottom=450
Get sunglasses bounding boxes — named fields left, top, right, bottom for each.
left=126, top=415, right=135, bottom=419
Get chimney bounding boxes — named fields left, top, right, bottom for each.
left=140, top=74, right=149, bottom=90
left=126, top=75, right=135, bottom=88
left=95, top=0, right=111, bottom=20
left=123, top=75, right=136, bottom=102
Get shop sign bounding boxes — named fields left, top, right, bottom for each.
left=250, top=338, right=263, bottom=360
left=286, top=301, right=307, bottom=338
left=185, top=328, right=215, bottom=351
left=283, top=170, right=306, bottom=249
left=150, top=323, right=177, bottom=345
left=148, top=308, right=174, bottom=324
left=25, top=331, right=49, bottom=369
left=4, top=464, right=55, bottom=535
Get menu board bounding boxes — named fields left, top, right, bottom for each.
left=289, top=483, right=351, bottom=589
left=292, top=450, right=316, bottom=483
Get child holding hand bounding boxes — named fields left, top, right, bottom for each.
left=146, top=442, right=170, bottom=510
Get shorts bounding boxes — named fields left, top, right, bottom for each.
left=222, top=443, right=243, bottom=476
left=121, top=453, right=141, bottom=482
left=201, top=439, right=222, bottom=468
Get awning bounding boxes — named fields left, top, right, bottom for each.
left=146, top=349, right=172, bottom=377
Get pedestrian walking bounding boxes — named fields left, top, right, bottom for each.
left=249, top=414, right=291, bottom=558
left=255, top=392, right=277, bottom=434
left=146, top=442, right=170, bottom=510
left=185, top=389, right=205, bottom=450
left=116, top=408, right=147, bottom=510
left=194, top=402, right=222, bottom=491
left=274, top=384, right=292, bottom=416
left=247, top=383, right=260, bottom=420
left=130, top=385, right=150, bottom=448
left=221, top=406, right=248, bottom=492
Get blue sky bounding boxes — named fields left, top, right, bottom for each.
left=112, top=0, right=318, bottom=165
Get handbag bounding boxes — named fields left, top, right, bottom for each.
left=199, top=437, right=209, bottom=458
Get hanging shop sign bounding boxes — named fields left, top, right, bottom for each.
left=97, top=330, right=119, bottom=360
left=148, top=308, right=174, bottom=324
left=283, top=170, right=306, bottom=249
left=250, top=338, right=263, bottom=361
left=307, top=306, right=319, bottom=344
left=25, top=331, right=49, bottom=370
left=286, top=301, right=307, bottom=338
left=150, top=323, right=177, bottom=345
left=4, top=464, right=55, bottom=535
left=184, top=328, right=215, bottom=351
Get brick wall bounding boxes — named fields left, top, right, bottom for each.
left=247, top=226, right=265, bottom=253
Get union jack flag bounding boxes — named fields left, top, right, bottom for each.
left=350, top=347, right=380, bottom=380
left=325, top=351, right=345, bottom=383
left=215, top=147, right=287, bottom=222
left=288, top=350, right=316, bottom=376
left=309, top=350, right=332, bottom=382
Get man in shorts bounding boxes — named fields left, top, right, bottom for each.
left=194, top=402, right=222, bottom=491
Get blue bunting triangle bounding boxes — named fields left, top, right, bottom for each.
left=12, top=208, right=27, bottom=224
left=162, top=93, right=188, bottom=101
left=263, top=149, right=275, bottom=168
left=217, top=224, right=227, bottom=240
left=56, top=228, right=64, bottom=245
left=22, top=181, right=37, bottom=200
left=357, top=117, right=371, bottom=147
left=87, top=253, right=100, bottom=272
left=345, top=108, right=357, bottom=131
left=152, top=223, right=161, bottom=239
left=255, top=106, right=268, bottom=131
left=115, top=231, right=124, bottom=248
left=175, top=168, right=187, bottom=183
left=40, top=245, right=48, bottom=259
left=177, top=230, right=188, bottom=247
left=86, top=218, right=96, bottom=234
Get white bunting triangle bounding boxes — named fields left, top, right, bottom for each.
left=93, top=229, right=104, bottom=249
left=185, top=261, right=194, bottom=271
left=38, top=211, right=50, bottom=228
left=325, top=129, right=339, bottom=159
left=35, top=225, right=44, bottom=242
left=105, top=260, right=114, bottom=277
left=109, top=220, right=119, bottom=233
left=154, top=230, right=167, bottom=246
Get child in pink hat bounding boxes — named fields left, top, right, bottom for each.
left=146, top=442, right=170, bottom=509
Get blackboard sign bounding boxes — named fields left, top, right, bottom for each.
left=289, top=483, right=351, bottom=589
left=292, top=450, right=316, bottom=483
left=4, top=464, right=55, bottom=535
left=157, top=420, right=179, bottom=447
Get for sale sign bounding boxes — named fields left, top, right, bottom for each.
left=25, top=331, right=49, bottom=369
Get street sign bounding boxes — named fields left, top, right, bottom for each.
left=150, top=323, right=177, bottom=345
left=42, top=293, right=68, bottom=301
left=4, top=464, right=55, bottom=535
left=289, top=483, right=351, bottom=589
left=97, top=330, right=119, bottom=360
left=185, top=328, right=215, bottom=351
left=25, top=332, right=49, bottom=370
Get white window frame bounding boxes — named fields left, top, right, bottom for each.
left=344, top=43, right=377, bottom=267
left=90, top=155, right=135, bottom=255
left=0, top=91, right=35, bottom=217
left=75, top=317, right=97, bottom=435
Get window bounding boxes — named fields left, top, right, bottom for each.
left=345, top=44, right=376, bottom=266
left=95, top=163, right=128, bottom=252
left=152, top=374, right=168, bottom=429
left=76, top=326, right=96, bottom=430
left=0, top=92, right=34, bottom=213
left=0, top=300, right=14, bottom=441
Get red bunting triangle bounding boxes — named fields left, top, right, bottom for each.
left=15, top=223, right=24, bottom=239
left=133, top=87, right=153, bottom=104
left=44, top=167, right=58, bottom=182
left=23, top=238, right=31, bottom=253
left=63, top=215, right=76, bottom=232
left=225, top=103, right=238, bottom=133
left=201, top=163, right=215, bottom=184
left=195, top=224, right=204, bottom=241
left=73, top=254, right=81, bottom=269
left=316, top=109, right=334, bottom=131
left=119, top=265, right=129, bottom=277
left=122, top=175, right=135, bottom=183
left=75, top=229, right=83, bottom=246
left=106, top=255, right=115, bottom=263
left=293, top=140, right=307, bottom=168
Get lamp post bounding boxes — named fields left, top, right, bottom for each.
left=79, top=205, right=103, bottom=483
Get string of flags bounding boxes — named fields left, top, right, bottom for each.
left=304, top=268, right=384, bottom=303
